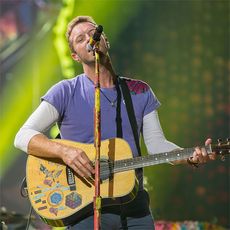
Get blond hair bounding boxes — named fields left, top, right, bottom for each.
left=66, top=16, right=97, bottom=53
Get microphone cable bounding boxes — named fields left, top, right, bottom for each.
left=20, top=176, right=33, bottom=230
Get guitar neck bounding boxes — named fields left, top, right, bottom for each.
left=112, top=145, right=212, bottom=173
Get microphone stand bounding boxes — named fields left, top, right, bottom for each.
left=93, top=42, right=102, bottom=230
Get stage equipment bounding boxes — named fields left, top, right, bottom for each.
left=86, top=25, right=103, bottom=52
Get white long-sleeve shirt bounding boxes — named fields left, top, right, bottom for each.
left=14, top=101, right=180, bottom=154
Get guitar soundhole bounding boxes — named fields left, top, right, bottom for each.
left=100, top=159, right=113, bottom=181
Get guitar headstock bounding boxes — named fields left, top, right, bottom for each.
left=211, top=138, right=230, bottom=161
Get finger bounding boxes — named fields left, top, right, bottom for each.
left=205, top=138, right=212, bottom=146
left=191, top=154, right=199, bottom=163
left=193, top=147, right=201, bottom=163
left=70, top=164, right=85, bottom=178
left=194, top=147, right=207, bottom=163
left=79, top=159, right=95, bottom=175
left=79, top=153, right=95, bottom=173
left=209, top=153, right=217, bottom=160
left=201, top=147, right=209, bottom=162
left=196, top=147, right=208, bottom=163
left=84, top=161, right=95, bottom=174
left=74, top=160, right=92, bottom=178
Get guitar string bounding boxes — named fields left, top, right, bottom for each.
left=95, top=145, right=226, bottom=177
left=99, top=154, right=180, bottom=175
left=98, top=147, right=200, bottom=175
left=102, top=144, right=220, bottom=171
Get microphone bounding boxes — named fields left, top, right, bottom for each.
left=86, top=25, right=103, bottom=52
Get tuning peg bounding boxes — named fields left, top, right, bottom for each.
left=220, top=155, right=226, bottom=161
left=217, top=138, right=222, bottom=145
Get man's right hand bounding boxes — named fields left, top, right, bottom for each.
left=61, top=146, right=95, bottom=178
left=27, top=134, right=95, bottom=179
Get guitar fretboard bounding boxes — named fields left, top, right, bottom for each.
left=111, top=145, right=212, bottom=173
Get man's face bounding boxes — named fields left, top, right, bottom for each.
left=70, top=22, right=109, bottom=64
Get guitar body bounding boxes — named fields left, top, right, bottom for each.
left=26, top=138, right=138, bottom=227
left=27, top=136, right=229, bottom=227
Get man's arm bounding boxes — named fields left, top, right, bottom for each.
left=14, top=100, right=59, bottom=153
left=14, top=101, right=94, bottom=177
left=143, top=110, right=181, bottom=153
left=142, top=110, right=216, bottom=165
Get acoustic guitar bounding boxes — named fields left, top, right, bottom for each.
left=26, top=138, right=229, bottom=227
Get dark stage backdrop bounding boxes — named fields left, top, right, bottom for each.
left=111, top=1, right=229, bottom=227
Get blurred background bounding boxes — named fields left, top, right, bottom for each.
left=0, top=0, right=229, bottom=229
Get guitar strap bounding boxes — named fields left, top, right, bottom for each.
left=55, top=76, right=141, bottom=156
left=115, top=78, right=123, bottom=138
left=117, top=76, right=142, bottom=157
left=116, top=77, right=146, bottom=224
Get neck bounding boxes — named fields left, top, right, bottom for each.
left=83, top=53, right=117, bottom=88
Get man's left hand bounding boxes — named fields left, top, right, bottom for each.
left=189, top=138, right=217, bottom=165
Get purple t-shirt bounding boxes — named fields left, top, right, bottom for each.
left=42, top=74, right=160, bottom=157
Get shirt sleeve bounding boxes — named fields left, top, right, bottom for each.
left=143, top=87, right=161, bottom=116
left=41, top=80, right=72, bottom=118
left=14, top=101, right=59, bottom=153
left=143, top=110, right=181, bottom=154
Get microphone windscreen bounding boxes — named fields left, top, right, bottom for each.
left=96, top=25, right=103, bottom=33
left=93, top=25, right=103, bottom=41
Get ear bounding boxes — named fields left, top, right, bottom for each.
left=106, top=41, right=110, bottom=49
left=103, top=36, right=110, bottom=49
left=71, top=53, right=81, bottom=63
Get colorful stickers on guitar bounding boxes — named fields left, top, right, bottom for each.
left=30, top=162, right=82, bottom=217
